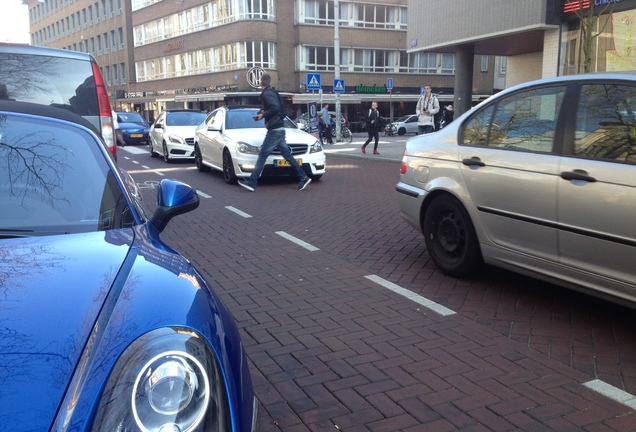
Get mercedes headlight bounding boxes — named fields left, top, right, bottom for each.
left=91, top=327, right=231, bottom=432
left=309, top=140, right=323, bottom=153
left=237, top=142, right=260, bottom=155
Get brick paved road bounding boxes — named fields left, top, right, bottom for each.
left=120, top=143, right=636, bottom=431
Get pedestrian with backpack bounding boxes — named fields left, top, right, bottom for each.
left=238, top=74, right=311, bottom=192
left=361, top=101, right=381, bottom=155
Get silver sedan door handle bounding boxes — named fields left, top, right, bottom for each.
left=561, top=169, right=596, bottom=183
left=462, top=157, right=485, bottom=167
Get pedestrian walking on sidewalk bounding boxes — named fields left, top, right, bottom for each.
left=361, top=101, right=381, bottom=155
left=321, top=103, right=334, bottom=144
left=238, top=74, right=311, bottom=192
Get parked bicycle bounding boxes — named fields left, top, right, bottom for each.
left=384, top=121, right=397, bottom=136
left=334, top=123, right=353, bottom=143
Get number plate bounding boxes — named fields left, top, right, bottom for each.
left=275, top=159, right=302, bottom=167
left=131, top=134, right=143, bottom=138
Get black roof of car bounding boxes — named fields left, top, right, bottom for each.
left=0, top=100, right=100, bottom=135
left=0, top=42, right=97, bottom=62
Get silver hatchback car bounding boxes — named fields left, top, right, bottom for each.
left=396, top=73, right=636, bottom=307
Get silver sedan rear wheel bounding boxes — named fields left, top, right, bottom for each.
left=423, top=195, right=482, bottom=277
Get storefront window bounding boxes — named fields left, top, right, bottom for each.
left=563, top=7, right=636, bottom=74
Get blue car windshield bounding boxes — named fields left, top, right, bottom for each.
left=0, top=114, right=136, bottom=237
left=117, top=112, right=146, bottom=123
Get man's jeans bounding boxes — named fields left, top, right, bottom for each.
left=245, top=128, right=307, bottom=187
left=417, top=125, right=434, bottom=135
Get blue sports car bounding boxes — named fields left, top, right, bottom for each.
left=0, top=101, right=258, bottom=431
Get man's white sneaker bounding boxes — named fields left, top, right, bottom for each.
left=297, top=177, right=311, bottom=191
left=238, top=180, right=255, bottom=192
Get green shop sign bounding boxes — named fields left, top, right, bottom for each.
left=355, top=84, right=388, bottom=93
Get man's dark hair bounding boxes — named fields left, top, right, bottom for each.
left=260, top=74, right=272, bottom=86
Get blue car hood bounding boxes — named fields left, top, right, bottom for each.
left=0, top=230, right=133, bottom=429
left=119, top=121, right=148, bottom=129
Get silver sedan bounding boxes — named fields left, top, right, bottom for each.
left=396, top=73, right=636, bottom=307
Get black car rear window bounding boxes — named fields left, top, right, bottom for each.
left=0, top=53, right=98, bottom=116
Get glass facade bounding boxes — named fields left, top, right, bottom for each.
left=562, top=5, right=636, bottom=75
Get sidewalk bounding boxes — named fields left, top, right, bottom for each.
left=322, top=133, right=408, bottom=162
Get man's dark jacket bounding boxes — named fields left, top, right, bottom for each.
left=260, top=86, right=285, bottom=130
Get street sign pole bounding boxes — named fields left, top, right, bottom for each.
left=334, top=0, right=341, bottom=141
left=387, top=77, right=393, bottom=122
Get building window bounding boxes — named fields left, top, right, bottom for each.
left=134, top=41, right=275, bottom=82
left=118, top=27, right=124, bottom=49
left=481, top=56, right=489, bottom=72
left=120, top=63, right=126, bottom=84
left=299, top=0, right=407, bottom=30
left=499, top=56, right=507, bottom=75
left=111, top=30, right=117, bottom=51
left=134, top=1, right=275, bottom=47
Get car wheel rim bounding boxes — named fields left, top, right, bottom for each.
left=223, top=153, right=235, bottom=182
left=435, top=211, right=465, bottom=259
left=195, top=147, right=201, bottom=168
left=163, top=143, right=169, bottom=162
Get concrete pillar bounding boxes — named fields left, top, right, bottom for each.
left=455, top=44, right=475, bottom=116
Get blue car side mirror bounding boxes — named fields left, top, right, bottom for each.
left=151, top=179, right=200, bottom=232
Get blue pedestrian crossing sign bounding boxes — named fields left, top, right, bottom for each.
left=387, top=78, right=393, bottom=90
left=306, top=73, right=322, bottom=90
left=333, top=79, right=345, bottom=93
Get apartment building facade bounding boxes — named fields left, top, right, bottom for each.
left=25, top=0, right=499, bottom=123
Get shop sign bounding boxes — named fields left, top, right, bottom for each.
left=125, top=91, right=145, bottom=98
left=355, top=84, right=388, bottom=93
left=247, top=67, right=266, bottom=88
left=564, top=0, right=623, bottom=13
left=216, top=84, right=238, bottom=91
left=163, top=39, right=184, bottom=53
left=184, top=86, right=215, bottom=94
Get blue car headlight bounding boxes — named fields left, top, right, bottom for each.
left=236, top=141, right=260, bottom=155
left=91, top=327, right=231, bottom=432
left=309, top=140, right=323, bottom=153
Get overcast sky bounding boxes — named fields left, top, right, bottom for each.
left=0, top=0, right=30, bottom=44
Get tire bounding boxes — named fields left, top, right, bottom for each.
left=194, top=144, right=210, bottom=172
left=162, top=142, right=171, bottom=163
left=149, top=140, right=156, bottom=157
left=423, top=195, right=482, bottom=277
left=398, top=128, right=406, bottom=136
left=222, top=150, right=238, bottom=184
left=341, top=127, right=353, bottom=143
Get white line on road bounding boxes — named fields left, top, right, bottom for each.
left=583, top=379, right=636, bottom=410
left=275, top=231, right=320, bottom=251
left=197, top=190, right=212, bottom=199
left=364, top=275, right=456, bottom=316
left=225, top=206, right=252, bottom=218
left=120, top=146, right=147, bottom=155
